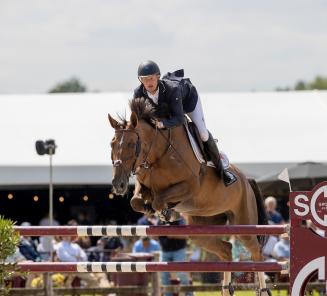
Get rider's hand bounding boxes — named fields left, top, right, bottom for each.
left=151, top=119, right=164, bottom=129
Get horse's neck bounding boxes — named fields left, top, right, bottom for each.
left=138, top=121, right=200, bottom=176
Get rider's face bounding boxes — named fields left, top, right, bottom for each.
left=139, top=75, right=160, bottom=94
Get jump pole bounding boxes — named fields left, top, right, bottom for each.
left=18, top=261, right=287, bottom=273
left=14, top=224, right=287, bottom=237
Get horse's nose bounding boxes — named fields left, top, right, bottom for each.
left=112, top=178, right=127, bottom=194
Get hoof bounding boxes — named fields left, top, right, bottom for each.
left=258, top=288, right=272, bottom=296
left=222, top=282, right=234, bottom=295
left=158, top=209, right=174, bottom=222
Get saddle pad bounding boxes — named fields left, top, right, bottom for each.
left=184, top=124, right=230, bottom=169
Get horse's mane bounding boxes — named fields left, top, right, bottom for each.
left=116, top=97, right=167, bottom=127
left=129, top=97, right=157, bottom=123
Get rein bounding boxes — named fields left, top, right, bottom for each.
left=113, top=124, right=197, bottom=178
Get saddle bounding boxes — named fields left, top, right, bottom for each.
left=184, top=119, right=237, bottom=185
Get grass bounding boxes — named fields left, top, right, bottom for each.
left=194, top=290, right=322, bottom=296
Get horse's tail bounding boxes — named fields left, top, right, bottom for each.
left=248, top=178, right=268, bottom=247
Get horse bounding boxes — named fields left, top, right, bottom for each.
left=108, top=97, right=270, bottom=296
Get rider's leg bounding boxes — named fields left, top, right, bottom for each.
left=187, top=97, right=209, bottom=141
left=187, top=98, right=223, bottom=179
left=187, top=97, right=235, bottom=185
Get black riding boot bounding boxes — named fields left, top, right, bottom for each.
left=204, top=133, right=236, bottom=186
left=203, top=133, right=224, bottom=179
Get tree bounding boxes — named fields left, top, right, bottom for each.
left=309, top=76, right=327, bottom=90
left=48, top=77, right=87, bottom=93
left=294, top=80, right=308, bottom=90
left=0, top=216, right=20, bottom=291
left=276, top=75, right=327, bottom=91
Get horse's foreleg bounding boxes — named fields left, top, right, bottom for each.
left=130, top=181, right=154, bottom=214
left=151, top=181, right=190, bottom=211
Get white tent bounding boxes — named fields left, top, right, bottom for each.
left=0, top=91, right=326, bottom=186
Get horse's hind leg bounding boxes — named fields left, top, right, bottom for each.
left=191, top=236, right=234, bottom=296
left=238, top=235, right=270, bottom=296
left=188, top=216, right=234, bottom=296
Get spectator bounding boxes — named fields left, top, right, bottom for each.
left=230, top=236, right=253, bottom=283
left=133, top=237, right=161, bottom=253
left=88, top=237, right=124, bottom=262
left=265, top=196, right=285, bottom=225
left=38, top=214, right=60, bottom=261
left=67, top=219, right=92, bottom=249
left=158, top=217, right=193, bottom=296
left=19, top=222, right=41, bottom=262
left=272, top=236, right=290, bottom=260
left=56, top=235, right=106, bottom=287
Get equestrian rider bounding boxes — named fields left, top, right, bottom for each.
left=133, top=60, right=234, bottom=186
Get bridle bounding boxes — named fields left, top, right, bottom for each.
left=112, top=124, right=197, bottom=178
left=112, top=126, right=166, bottom=175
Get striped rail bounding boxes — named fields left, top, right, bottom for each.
left=14, top=224, right=288, bottom=237
left=18, top=261, right=287, bottom=273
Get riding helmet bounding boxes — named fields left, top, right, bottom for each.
left=137, top=60, right=160, bottom=77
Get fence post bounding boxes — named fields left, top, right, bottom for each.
left=43, top=273, right=53, bottom=296
left=152, top=251, right=161, bottom=296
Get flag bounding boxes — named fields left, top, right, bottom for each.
left=278, top=168, right=292, bottom=192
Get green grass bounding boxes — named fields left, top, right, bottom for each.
left=194, top=290, right=322, bottom=296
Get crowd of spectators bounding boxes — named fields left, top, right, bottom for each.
left=6, top=196, right=295, bottom=290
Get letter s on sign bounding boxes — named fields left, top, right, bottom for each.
left=294, top=194, right=310, bottom=217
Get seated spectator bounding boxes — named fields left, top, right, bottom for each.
left=262, top=235, right=279, bottom=259
left=67, top=219, right=92, bottom=249
left=38, top=214, right=60, bottom=261
left=56, top=235, right=108, bottom=287
left=272, top=236, right=290, bottom=260
left=19, top=222, right=41, bottom=262
left=88, top=237, right=124, bottom=261
left=230, top=236, right=253, bottom=283
left=265, top=196, right=285, bottom=225
left=56, top=236, right=88, bottom=262
left=133, top=237, right=161, bottom=253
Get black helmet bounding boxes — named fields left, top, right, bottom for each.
left=137, top=60, right=160, bottom=77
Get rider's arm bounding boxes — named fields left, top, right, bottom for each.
left=161, top=87, right=184, bottom=128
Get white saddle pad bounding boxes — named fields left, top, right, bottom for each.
left=184, top=124, right=230, bottom=169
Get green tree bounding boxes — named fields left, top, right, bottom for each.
left=309, top=76, right=327, bottom=90
left=276, top=75, right=327, bottom=91
left=0, top=216, right=20, bottom=291
left=48, top=77, right=87, bottom=93
left=294, top=80, right=308, bottom=90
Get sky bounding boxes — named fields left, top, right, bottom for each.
left=0, top=0, right=326, bottom=93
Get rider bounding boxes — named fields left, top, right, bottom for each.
left=133, top=60, right=235, bottom=186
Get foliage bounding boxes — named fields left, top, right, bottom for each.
left=0, top=216, right=20, bottom=292
left=277, top=75, right=327, bottom=91
left=48, top=77, right=87, bottom=93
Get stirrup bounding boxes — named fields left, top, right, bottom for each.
left=258, top=288, right=272, bottom=296
left=222, top=282, right=234, bottom=295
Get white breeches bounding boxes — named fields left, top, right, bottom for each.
left=187, top=97, right=209, bottom=142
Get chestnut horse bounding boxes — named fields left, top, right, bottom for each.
left=108, top=98, right=270, bottom=296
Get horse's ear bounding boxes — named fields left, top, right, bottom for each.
left=108, top=114, right=120, bottom=129
left=130, top=111, right=138, bottom=128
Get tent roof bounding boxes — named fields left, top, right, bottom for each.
left=0, top=90, right=326, bottom=167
